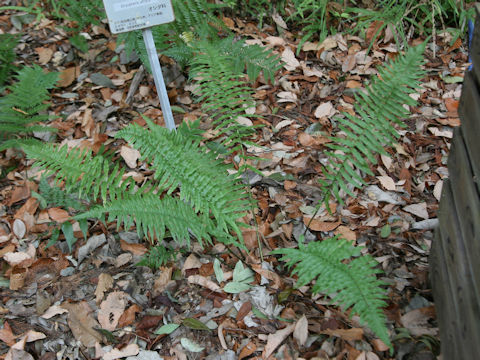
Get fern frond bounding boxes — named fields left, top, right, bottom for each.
left=21, top=142, right=134, bottom=203
left=0, top=33, right=19, bottom=87
left=75, top=194, right=215, bottom=246
left=273, top=236, right=391, bottom=347
left=320, top=43, right=426, bottom=205
left=170, top=0, right=224, bottom=35
left=116, top=117, right=250, bottom=237
left=34, top=177, right=85, bottom=211
left=0, top=65, right=58, bottom=146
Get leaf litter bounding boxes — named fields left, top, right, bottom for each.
left=0, top=4, right=464, bottom=359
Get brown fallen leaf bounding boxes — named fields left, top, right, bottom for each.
left=61, top=301, right=103, bottom=347
left=153, top=266, right=173, bottom=295
left=0, top=322, right=16, bottom=346
left=263, top=323, right=295, bottom=359
left=103, top=344, right=139, bottom=360
left=47, top=208, right=70, bottom=223
left=58, top=66, right=80, bottom=87
left=303, top=217, right=340, bottom=232
left=187, top=275, right=220, bottom=292
left=321, top=327, right=364, bottom=341
left=120, top=239, right=147, bottom=255
left=239, top=340, right=256, bottom=360
left=35, top=47, right=53, bottom=65
left=95, top=273, right=114, bottom=304
left=118, top=304, right=141, bottom=328
left=98, top=291, right=127, bottom=331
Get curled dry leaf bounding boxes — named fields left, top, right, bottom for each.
left=281, top=47, right=300, bottom=71
left=263, top=323, right=295, bottom=359
left=120, top=146, right=141, bottom=168
left=41, top=305, right=68, bottom=319
left=95, top=273, right=114, bottom=304
left=187, top=275, right=220, bottom=292
left=13, top=219, right=26, bottom=239
left=293, top=315, right=308, bottom=346
left=3, top=244, right=36, bottom=267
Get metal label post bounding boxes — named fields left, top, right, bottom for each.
left=102, top=0, right=176, bottom=130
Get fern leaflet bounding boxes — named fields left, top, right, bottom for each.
left=273, top=236, right=391, bottom=347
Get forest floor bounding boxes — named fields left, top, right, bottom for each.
left=0, top=7, right=467, bottom=360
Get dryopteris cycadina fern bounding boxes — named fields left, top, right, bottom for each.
left=21, top=119, right=250, bottom=247
left=0, top=33, right=19, bottom=88
left=0, top=65, right=58, bottom=151
left=116, top=116, right=251, bottom=238
left=319, top=43, right=426, bottom=208
left=273, top=236, right=391, bottom=347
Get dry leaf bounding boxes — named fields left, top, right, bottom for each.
left=263, top=323, right=295, bottom=358
left=187, top=275, right=220, bottom=291
left=334, top=225, right=357, bottom=242
left=377, top=176, right=396, bottom=191
left=41, top=305, right=68, bottom=319
left=120, top=240, right=147, bottom=255
left=239, top=341, right=256, bottom=360
left=61, top=301, right=103, bottom=347
left=433, top=180, right=443, bottom=201
left=95, top=273, right=114, bottom=304
left=35, top=47, right=53, bottom=65
left=314, top=101, right=334, bottom=119
left=322, top=327, right=364, bottom=341
left=293, top=315, right=308, bottom=346
left=303, top=217, right=340, bottom=232
left=98, top=291, right=127, bottom=331
left=118, top=304, right=141, bottom=328
left=281, top=47, right=300, bottom=71
left=103, top=344, right=139, bottom=360
left=153, top=266, right=173, bottom=294
left=182, top=253, right=202, bottom=274
left=58, top=66, right=79, bottom=87
left=47, top=208, right=70, bottom=223
left=403, top=203, right=429, bottom=220
left=272, top=12, right=288, bottom=29
left=265, top=36, right=285, bottom=47
left=120, top=146, right=141, bottom=168
left=13, top=219, right=26, bottom=239
left=342, top=54, right=357, bottom=72
left=3, top=244, right=36, bottom=267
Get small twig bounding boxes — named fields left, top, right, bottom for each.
left=125, top=65, right=145, bottom=106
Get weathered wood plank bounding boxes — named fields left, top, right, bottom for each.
left=436, top=180, right=480, bottom=358
left=446, top=128, right=480, bottom=297
left=430, top=228, right=466, bottom=359
left=458, top=72, right=480, bottom=193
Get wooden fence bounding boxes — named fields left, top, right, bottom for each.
left=429, top=8, right=480, bottom=359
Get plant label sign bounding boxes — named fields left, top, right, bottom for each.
left=102, top=0, right=174, bottom=34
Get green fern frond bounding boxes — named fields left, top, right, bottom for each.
left=21, top=142, right=134, bottom=203
left=320, top=43, right=426, bottom=206
left=0, top=33, right=19, bottom=87
left=273, top=236, right=391, bottom=347
left=33, top=177, right=85, bottom=211
left=170, top=0, right=224, bottom=35
left=75, top=194, right=216, bottom=246
left=0, top=65, right=58, bottom=149
left=116, top=117, right=251, bottom=237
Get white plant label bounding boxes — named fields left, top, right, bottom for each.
left=102, top=0, right=175, bottom=34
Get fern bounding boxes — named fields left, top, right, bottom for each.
left=21, top=142, right=134, bottom=202
left=116, top=117, right=250, bottom=237
left=273, top=236, right=391, bottom=347
left=33, top=177, right=85, bottom=211
left=75, top=194, right=217, bottom=247
left=0, top=65, right=58, bottom=150
left=21, top=118, right=249, bottom=246
left=0, top=33, right=19, bottom=88
left=319, top=43, right=426, bottom=207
